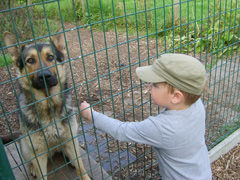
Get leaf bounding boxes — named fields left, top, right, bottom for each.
left=224, top=34, right=234, bottom=42
left=195, top=46, right=202, bottom=53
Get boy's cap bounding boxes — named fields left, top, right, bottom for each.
left=136, top=54, right=207, bottom=95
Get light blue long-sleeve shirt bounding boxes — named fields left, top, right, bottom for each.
left=92, top=99, right=212, bottom=180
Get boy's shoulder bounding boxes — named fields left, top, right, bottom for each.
left=158, top=99, right=205, bottom=118
left=193, top=98, right=205, bottom=110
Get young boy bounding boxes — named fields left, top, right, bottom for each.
left=80, top=54, right=212, bottom=180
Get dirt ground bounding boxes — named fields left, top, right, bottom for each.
left=211, top=143, right=240, bottom=180
left=0, top=23, right=239, bottom=179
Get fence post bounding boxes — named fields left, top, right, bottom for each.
left=0, top=139, right=15, bottom=180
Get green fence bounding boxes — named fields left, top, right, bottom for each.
left=0, top=0, right=239, bottom=179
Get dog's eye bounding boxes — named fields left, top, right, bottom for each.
left=48, top=55, right=54, bottom=61
left=26, top=58, right=35, bottom=64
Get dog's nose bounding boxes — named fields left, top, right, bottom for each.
left=33, top=69, right=58, bottom=89
left=37, top=70, right=52, bottom=82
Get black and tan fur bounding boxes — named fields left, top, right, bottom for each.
left=4, top=28, right=90, bottom=180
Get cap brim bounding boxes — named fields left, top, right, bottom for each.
left=136, top=66, right=165, bottom=83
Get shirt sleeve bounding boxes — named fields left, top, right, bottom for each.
left=92, top=111, right=163, bottom=148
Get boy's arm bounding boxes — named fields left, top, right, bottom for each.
left=92, top=111, right=163, bottom=148
left=80, top=101, right=163, bottom=148
left=80, top=101, right=93, bottom=122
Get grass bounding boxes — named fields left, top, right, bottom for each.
left=33, top=0, right=78, bottom=22
left=0, top=54, right=13, bottom=67
left=236, top=105, right=240, bottom=112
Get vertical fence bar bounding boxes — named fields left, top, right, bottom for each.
left=84, top=0, right=106, bottom=179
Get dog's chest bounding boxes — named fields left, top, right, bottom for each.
left=43, top=120, right=69, bottom=146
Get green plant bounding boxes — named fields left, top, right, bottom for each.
left=76, top=0, right=174, bottom=33
left=0, top=1, right=59, bottom=44
left=220, top=120, right=240, bottom=135
left=0, top=54, right=13, bottom=67
left=168, top=1, right=240, bottom=56
left=236, top=104, right=240, bottom=112
left=34, top=0, right=77, bottom=22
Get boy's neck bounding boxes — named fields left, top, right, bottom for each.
left=166, top=103, right=191, bottom=111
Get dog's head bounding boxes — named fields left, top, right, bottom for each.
left=4, top=28, right=66, bottom=90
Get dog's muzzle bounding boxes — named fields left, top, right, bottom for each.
left=32, top=69, right=58, bottom=89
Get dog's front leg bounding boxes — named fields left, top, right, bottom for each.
left=31, top=152, right=48, bottom=180
left=64, top=139, right=91, bottom=180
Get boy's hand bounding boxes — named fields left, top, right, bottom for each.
left=80, top=101, right=93, bottom=122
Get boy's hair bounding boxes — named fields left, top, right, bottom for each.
left=161, top=82, right=201, bottom=105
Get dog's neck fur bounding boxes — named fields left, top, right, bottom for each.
left=19, top=79, right=73, bottom=131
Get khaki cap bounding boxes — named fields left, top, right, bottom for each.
left=136, top=54, right=207, bottom=95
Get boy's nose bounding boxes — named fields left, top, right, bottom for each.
left=149, top=83, right=152, bottom=90
left=148, top=84, right=152, bottom=93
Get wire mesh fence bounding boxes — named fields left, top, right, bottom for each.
left=0, top=0, right=239, bottom=179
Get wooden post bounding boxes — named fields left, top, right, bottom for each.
left=174, top=0, right=179, bottom=22
left=81, top=0, right=86, bottom=13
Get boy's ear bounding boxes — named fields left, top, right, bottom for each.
left=3, top=32, right=24, bottom=62
left=171, top=90, right=184, bottom=104
left=51, top=27, right=66, bottom=55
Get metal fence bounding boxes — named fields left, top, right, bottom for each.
left=0, top=0, right=239, bottom=179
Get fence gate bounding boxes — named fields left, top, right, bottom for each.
left=0, top=0, right=239, bottom=179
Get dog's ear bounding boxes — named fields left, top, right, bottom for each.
left=51, top=27, right=66, bottom=55
left=3, top=32, right=23, bottom=62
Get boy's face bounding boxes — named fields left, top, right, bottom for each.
left=149, top=83, right=173, bottom=108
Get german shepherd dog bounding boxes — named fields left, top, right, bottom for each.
left=4, top=28, right=90, bottom=180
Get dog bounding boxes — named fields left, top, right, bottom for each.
left=4, top=28, right=90, bottom=180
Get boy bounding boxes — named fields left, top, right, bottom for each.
left=80, top=54, right=212, bottom=180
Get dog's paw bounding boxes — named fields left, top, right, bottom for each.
left=30, top=163, right=37, bottom=177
